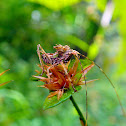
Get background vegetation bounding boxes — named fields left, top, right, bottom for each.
left=0, top=0, right=126, bottom=125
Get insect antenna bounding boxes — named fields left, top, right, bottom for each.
left=76, top=56, right=88, bottom=126
left=80, top=53, right=126, bottom=116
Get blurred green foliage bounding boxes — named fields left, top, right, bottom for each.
left=0, top=0, right=126, bottom=126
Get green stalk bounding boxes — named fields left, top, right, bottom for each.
left=70, top=95, right=87, bottom=126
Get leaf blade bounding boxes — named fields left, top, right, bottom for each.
left=43, top=86, right=81, bottom=110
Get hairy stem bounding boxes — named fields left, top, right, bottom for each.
left=70, top=96, right=87, bottom=126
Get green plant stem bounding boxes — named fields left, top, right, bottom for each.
left=70, top=95, right=87, bottom=126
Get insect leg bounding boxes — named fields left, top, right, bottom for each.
left=47, top=65, right=52, bottom=81
left=61, top=62, right=77, bottom=92
left=37, top=44, right=45, bottom=74
left=37, top=44, right=52, bottom=75
left=37, top=44, right=44, bottom=66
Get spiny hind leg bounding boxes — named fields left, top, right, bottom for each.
left=37, top=44, right=53, bottom=75
left=37, top=44, right=45, bottom=74
left=37, top=44, right=52, bottom=64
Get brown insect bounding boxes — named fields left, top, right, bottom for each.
left=37, top=44, right=81, bottom=91
left=37, top=44, right=79, bottom=65
left=37, top=44, right=125, bottom=125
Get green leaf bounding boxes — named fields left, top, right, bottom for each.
left=87, top=42, right=99, bottom=60
left=65, top=35, right=89, bottom=52
left=29, top=0, right=80, bottom=11
left=43, top=86, right=82, bottom=110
